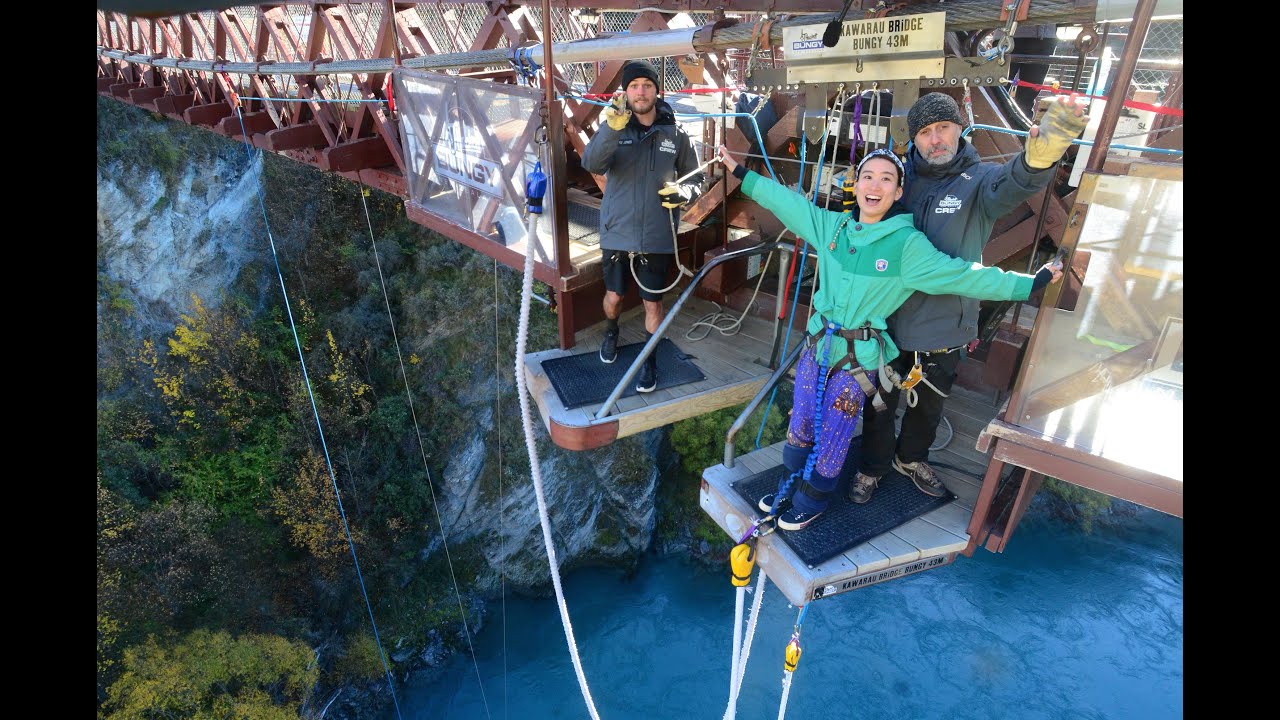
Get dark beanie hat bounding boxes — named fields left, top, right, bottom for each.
left=620, top=60, right=660, bottom=90
left=907, top=92, right=966, bottom=138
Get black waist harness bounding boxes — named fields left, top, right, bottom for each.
left=808, top=319, right=888, bottom=411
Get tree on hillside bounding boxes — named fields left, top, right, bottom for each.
left=103, top=629, right=317, bottom=719
left=272, top=449, right=364, bottom=581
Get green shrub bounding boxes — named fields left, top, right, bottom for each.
left=335, top=633, right=386, bottom=682
left=670, top=396, right=789, bottom=478
left=1042, top=476, right=1113, bottom=534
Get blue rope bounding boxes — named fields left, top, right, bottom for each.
left=232, top=107, right=404, bottom=720
left=234, top=96, right=385, bottom=103
left=770, top=323, right=836, bottom=515
left=962, top=123, right=1184, bottom=156
left=808, top=124, right=832, bottom=204
left=567, top=95, right=779, bottom=180
left=510, top=47, right=541, bottom=83
left=686, top=111, right=779, bottom=181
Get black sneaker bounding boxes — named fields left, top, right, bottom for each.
left=757, top=493, right=791, bottom=514
left=893, top=457, right=946, bottom=497
left=777, top=505, right=823, bottom=531
left=599, top=328, right=619, bottom=364
left=635, top=355, right=657, bottom=393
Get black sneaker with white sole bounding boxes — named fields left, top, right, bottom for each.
left=757, top=493, right=792, bottom=514
left=776, top=506, right=823, bottom=531
left=635, top=354, right=657, bottom=393
left=599, top=328, right=619, bottom=364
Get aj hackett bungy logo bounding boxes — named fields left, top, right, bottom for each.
left=433, top=99, right=503, bottom=198
left=792, top=28, right=824, bottom=51
left=935, top=194, right=963, bottom=214
left=787, top=15, right=928, bottom=55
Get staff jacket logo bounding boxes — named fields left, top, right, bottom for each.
left=875, top=259, right=889, bottom=271
left=659, top=137, right=677, bottom=154
left=934, top=194, right=963, bottom=214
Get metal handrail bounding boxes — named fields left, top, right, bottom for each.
left=722, top=337, right=808, bottom=468
left=593, top=240, right=792, bottom=420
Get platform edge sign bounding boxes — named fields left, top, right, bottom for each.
left=810, top=552, right=955, bottom=601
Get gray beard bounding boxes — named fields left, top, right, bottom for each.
left=925, top=148, right=957, bottom=166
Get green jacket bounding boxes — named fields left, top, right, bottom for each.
left=739, top=170, right=1035, bottom=370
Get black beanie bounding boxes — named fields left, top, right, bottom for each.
left=620, top=60, right=660, bottom=90
left=907, top=92, right=967, bottom=138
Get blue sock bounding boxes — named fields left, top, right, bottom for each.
left=782, top=442, right=810, bottom=474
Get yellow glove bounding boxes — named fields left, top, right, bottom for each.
left=603, top=92, right=631, bottom=131
left=658, top=182, right=687, bottom=209
left=1025, top=96, right=1090, bottom=169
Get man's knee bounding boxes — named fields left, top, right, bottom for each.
left=642, top=300, right=664, bottom=332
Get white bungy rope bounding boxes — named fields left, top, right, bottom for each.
left=514, top=211, right=602, bottom=720
left=723, top=571, right=769, bottom=720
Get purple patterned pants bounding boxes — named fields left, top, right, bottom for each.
left=785, top=344, right=866, bottom=506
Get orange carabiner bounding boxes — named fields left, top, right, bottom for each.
left=899, top=355, right=924, bottom=390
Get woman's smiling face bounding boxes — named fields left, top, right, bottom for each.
left=855, top=157, right=904, bottom=222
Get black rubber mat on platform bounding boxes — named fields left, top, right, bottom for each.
left=732, top=463, right=954, bottom=567
left=542, top=339, right=706, bottom=410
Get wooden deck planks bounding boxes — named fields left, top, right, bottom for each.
left=865, top=531, right=924, bottom=566
left=888, top=516, right=969, bottom=555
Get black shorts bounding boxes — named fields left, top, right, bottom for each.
left=602, top=249, right=672, bottom=302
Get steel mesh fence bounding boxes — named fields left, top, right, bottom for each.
left=1046, top=17, right=1182, bottom=100
left=600, top=11, right=725, bottom=92
left=1130, top=18, right=1181, bottom=94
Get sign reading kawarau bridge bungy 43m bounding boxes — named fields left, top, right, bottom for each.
left=782, top=12, right=946, bottom=84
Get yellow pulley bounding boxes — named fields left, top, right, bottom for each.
left=730, top=541, right=756, bottom=587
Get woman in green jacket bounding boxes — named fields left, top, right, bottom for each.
left=717, top=146, right=1061, bottom=531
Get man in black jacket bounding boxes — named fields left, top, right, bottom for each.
left=850, top=91, right=1087, bottom=504
left=581, top=60, right=703, bottom=393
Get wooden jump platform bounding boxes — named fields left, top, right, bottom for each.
left=700, top=384, right=1006, bottom=607
left=523, top=296, right=778, bottom=450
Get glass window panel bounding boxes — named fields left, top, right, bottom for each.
left=1011, top=170, right=1183, bottom=482
left=396, top=69, right=556, bottom=267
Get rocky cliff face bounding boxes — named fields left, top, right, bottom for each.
left=442, top=410, right=668, bottom=594
left=97, top=150, right=262, bottom=333
left=95, top=110, right=673, bottom=598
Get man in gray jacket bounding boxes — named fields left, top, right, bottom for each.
left=849, top=92, right=1087, bottom=504
left=581, top=60, right=703, bottom=393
